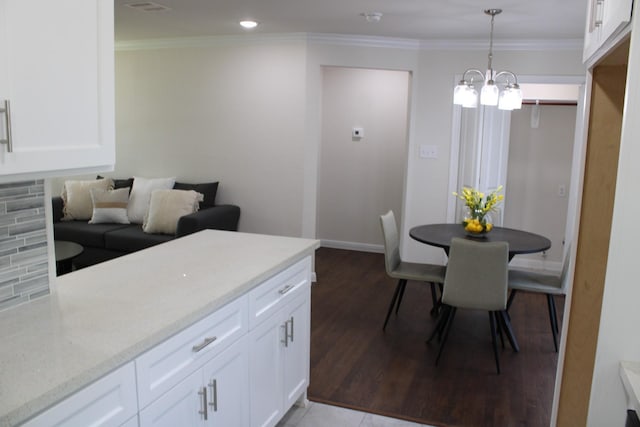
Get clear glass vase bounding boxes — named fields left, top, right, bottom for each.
left=462, top=208, right=493, bottom=236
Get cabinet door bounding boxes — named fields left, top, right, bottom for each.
left=249, top=311, right=285, bottom=427
left=203, top=337, right=250, bottom=427
left=601, top=0, right=633, bottom=44
left=139, top=369, right=204, bottom=427
left=282, top=289, right=310, bottom=410
left=0, top=0, right=114, bottom=178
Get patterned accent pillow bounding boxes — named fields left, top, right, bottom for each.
left=61, top=178, right=112, bottom=221
left=89, top=188, right=131, bottom=224
left=143, top=189, right=204, bottom=235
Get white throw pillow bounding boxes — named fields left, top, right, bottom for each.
left=143, top=189, right=203, bottom=235
left=61, top=178, right=112, bottom=221
left=89, top=187, right=131, bottom=224
left=127, top=176, right=176, bottom=224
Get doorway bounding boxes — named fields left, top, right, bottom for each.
left=316, top=67, right=411, bottom=251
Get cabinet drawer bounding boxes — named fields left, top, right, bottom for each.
left=22, top=362, right=137, bottom=427
left=136, top=296, right=248, bottom=409
left=248, top=256, right=311, bottom=329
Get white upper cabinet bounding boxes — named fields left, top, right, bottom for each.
left=583, top=0, right=634, bottom=63
left=0, top=0, right=114, bottom=180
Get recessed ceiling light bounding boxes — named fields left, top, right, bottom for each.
left=361, top=12, right=383, bottom=23
left=240, top=20, right=259, bottom=29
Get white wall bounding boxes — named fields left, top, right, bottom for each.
left=504, top=104, right=576, bottom=267
left=317, top=67, right=409, bottom=249
left=113, top=39, right=308, bottom=237
left=102, top=36, right=584, bottom=262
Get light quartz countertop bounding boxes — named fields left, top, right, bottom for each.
left=0, top=230, right=319, bottom=427
left=621, top=361, right=640, bottom=413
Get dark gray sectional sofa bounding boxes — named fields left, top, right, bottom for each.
left=52, top=181, right=240, bottom=269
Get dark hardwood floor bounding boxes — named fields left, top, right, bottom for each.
left=308, top=248, right=562, bottom=427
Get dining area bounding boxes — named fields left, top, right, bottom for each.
left=306, top=184, right=570, bottom=426
left=379, top=206, right=568, bottom=371
left=307, top=243, right=565, bottom=426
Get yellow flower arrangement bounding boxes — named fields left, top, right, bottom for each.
left=453, top=185, right=504, bottom=234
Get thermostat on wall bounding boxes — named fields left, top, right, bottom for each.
left=352, top=127, right=364, bottom=138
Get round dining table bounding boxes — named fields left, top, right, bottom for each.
left=409, top=223, right=551, bottom=260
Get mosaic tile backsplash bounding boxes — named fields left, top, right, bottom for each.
left=0, top=180, right=49, bottom=311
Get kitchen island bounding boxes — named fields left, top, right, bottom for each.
left=0, top=230, right=319, bottom=427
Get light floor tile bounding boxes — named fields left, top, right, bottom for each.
left=277, top=402, right=313, bottom=426
left=361, top=412, right=432, bottom=427
left=277, top=402, right=433, bottom=427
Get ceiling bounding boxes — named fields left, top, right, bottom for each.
left=114, top=0, right=587, bottom=43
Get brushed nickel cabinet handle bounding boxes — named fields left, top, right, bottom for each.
left=208, top=379, right=218, bottom=412
left=281, top=322, right=289, bottom=347
left=0, top=100, right=12, bottom=152
left=289, top=316, right=294, bottom=343
left=198, top=387, right=208, bottom=420
left=279, top=284, right=294, bottom=295
left=192, top=336, right=217, bottom=352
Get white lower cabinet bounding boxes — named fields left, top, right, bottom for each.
left=21, top=256, right=312, bottom=427
left=22, top=362, right=138, bottom=427
left=139, top=336, right=249, bottom=427
left=249, top=288, right=310, bottom=427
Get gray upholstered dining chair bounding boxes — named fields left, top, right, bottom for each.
left=379, top=211, right=446, bottom=331
left=507, top=244, right=572, bottom=352
left=427, top=237, right=517, bottom=374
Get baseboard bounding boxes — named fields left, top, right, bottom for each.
left=508, top=257, right=562, bottom=274
left=320, top=239, right=384, bottom=253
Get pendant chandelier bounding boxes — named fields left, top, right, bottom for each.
left=453, top=9, right=522, bottom=111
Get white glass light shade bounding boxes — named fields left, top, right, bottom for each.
left=497, top=86, right=523, bottom=110
left=453, top=83, right=467, bottom=105
left=498, top=91, right=511, bottom=110
left=480, top=83, right=499, bottom=106
left=462, top=87, right=478, bottom=108
left=510, top=86, right=523, bottom=109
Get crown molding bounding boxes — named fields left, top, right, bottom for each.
left=420, top=38, right=584, bottom=51
left=115, top=33, right=308, bottom=51
left=306, top=33, right=421, bottom=50
left=116, top=32, right=583, bottom=52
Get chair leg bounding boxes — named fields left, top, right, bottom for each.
left=435, top=307, right=457, bottom=366
left=395, top=280, right=408, bottom=315
left=382, top=279, right=405, bottom=331
left=427, top=304, right=450, bottom=343
left=497, top=310, right=520, bottom=352
left=506, top=289, right=518, bottom=311
left=547, top=294, right=559, bottom=352
left=489, top=312, right=501, bottom=374
left=429, top=282, right=439, bottom=317
left=495, top=311, right=505, bottom=349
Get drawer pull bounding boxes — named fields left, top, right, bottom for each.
left=279, top=284, right=294, bottom=295
left=198, top=387, right=208, bottom=420
left=192, top=336, right=217, bottom=353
